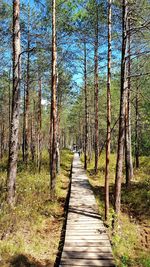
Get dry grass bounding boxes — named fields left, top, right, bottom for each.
left=0, top=149, right=73, bottom=267
left=82, top=152, right=150, bottom=267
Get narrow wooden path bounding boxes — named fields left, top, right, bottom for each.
left=59, top=153, right=115, bottom=267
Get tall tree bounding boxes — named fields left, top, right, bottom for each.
left=50, top=0, right=57, bottom=196
left=37, top=75, right=42, bottom=172
left=7, top=0, right=21, bottom=205
left=24, top=2, right=30, bottom=165
left=125, top=14, right=133, bottom=186
left=114, top=0, right=128, bottom=215
left=94, top=3, right=99, bottom=174
left=84, top=40, right=88, bottom=170
left=105, top=0, right=112, bottom=221
left=30, top=100, right=36, bottom=162
left=135, top=80, right=140, bottom=168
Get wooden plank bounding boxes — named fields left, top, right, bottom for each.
left=65, top=237, right=108, bottom=241
left=64, top=241, right=111, bottom=247
left=62, top=252, right=113, bottom=259
left=66, top=224, right=104, bottom=227
left=60, top=259, right=115, bottom=266
left=67, top=219, right=102, bottom=222
left=66, top=227, right=105, bottom=231
left=63, top=247, right=112, bottom=253
left=66, top=230, right=106, bottom=235
left=66, top=224, right=104, bottom=228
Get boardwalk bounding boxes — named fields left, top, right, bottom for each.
left=59, top=153, right=115, bottom=267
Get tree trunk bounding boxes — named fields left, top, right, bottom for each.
left=22, top=84, right=25, bottom=162
left=9, top=66, right=12, bottom=133
left=135, top=83, right=140, bottom=168
left=37, top=76, right=42, bottom=172
left=7, top=0, right=21, bottom=206
left=125, top=16, right=133, bottom=186
left=105, top=0, right=112, bottom=221
left=49, top=102, right=53, bottom=164
left=114, top=0, right=128, bottom=215
left=56, top=69, right=60, bottom=174
left=94, top=5, right=99, bottom=174
left=0, top=121, right=4, bottom=160
left=30, top=101, right=36, bottom=162
left=50, top=0, right=57, bottom=196
left=24, top=6, right=30, bottom=164
left=84, top=41, right=88, bottom=170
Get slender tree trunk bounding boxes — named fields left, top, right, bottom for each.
left=56, top=112, right=60, bottom=174
left=105, top=0, right=112, bottom=221
left=0, top=121, right=4, bottom=160
left=49, top=101, right=53, bottom=169
left=57, top=102, right=61, bottom=174
left=24, top=9, right=30, bottom=164
left=0, top=96, right=4, bottom=160
left=7, top=0, right=21, bottom=206
left=37, top=76, right=42, bottom=172
left=125, top=16, right=133, bottom=186
left=84, top=41, right=88, bottom=170
left=30, top=101, right=36, bottom=162
left=135, top=83, right=139, bottom=168
left=94, top=5, right=99, bottom=174
left=114, top=0, right=128, bottom=215
left=9, top=66, right=12, bottom=133
left=56, top=69, right=60, bottom=174
left=50, top=0, right=57, bottom=196
left=22, top=84, right=26, bottom=161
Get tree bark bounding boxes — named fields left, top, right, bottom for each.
left=50, top=0, right=57, bottom=196
left=57, top=72, right=61, bottom=175
left=37, top=76, right=42, bottom=173
left=105, top=0, right=112, bottom=221
left=7, top=0, right=21, bottom=206
left=0, top=119, right=4, bottom=160
left=24, top=5, right=30, bottom=164
left=94, top=5, right=99, bottom=174
left=84, top=41, right=88, bottom=170
left=22, top=84, right=25, bottom=162
left=9, top=66, right=12, bottom=134
left=135, top=83, right=140, bottom=168
left=114, top=0, right=128, bottom=215
left=30, top=101, right=36, bottom=162
left=125, top=16, right=133, bottom=186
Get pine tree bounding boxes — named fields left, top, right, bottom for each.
left=7, top=0, right=21, bottom=206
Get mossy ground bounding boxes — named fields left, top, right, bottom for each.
left=0, top=149, right=73, bottom=267
left=82, top=153, right=150, bottom=267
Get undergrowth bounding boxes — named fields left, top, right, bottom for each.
left=0, top=149, right=73, bottom=267
left=82, top=153, right=150, bottom=267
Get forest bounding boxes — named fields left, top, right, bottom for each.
left=0, top=0, right=150, bottom=266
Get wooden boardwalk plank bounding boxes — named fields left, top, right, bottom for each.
left=63, top=247, right=113, bottom=253
left=59, top=153, right=115, bottom=267
left=62, top=252, right=113, bottom=259
left=60, top=259, right=115, bottom=266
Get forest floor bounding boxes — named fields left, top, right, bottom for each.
left=0, top=149, right=73, bottom=267
left=84, top=153, right=150, bottom=267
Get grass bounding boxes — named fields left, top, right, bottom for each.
left=0, top=149, right=73, bottom=267
left=82, top=153, right=150, bottom=267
